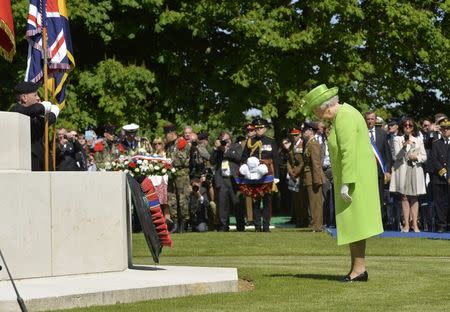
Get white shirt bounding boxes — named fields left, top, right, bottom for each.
left=368, top=127, right=376, bottom=143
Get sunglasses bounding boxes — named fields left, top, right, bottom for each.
left=404, top=124, right=414, bottom=128
left=154, top=142, right=163, bottom=145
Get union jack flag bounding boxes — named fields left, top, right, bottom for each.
left=25, top=0, right=75, bottom=108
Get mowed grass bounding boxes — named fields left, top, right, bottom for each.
left=57, top=229, right=450, bottom=312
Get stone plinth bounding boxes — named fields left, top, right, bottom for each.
left=0, top=266, right=239, bottom=312
left=0, top=112, right=31, bottom=171
left=0, top=172, right=127, bottom=281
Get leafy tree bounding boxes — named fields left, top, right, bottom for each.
left=1, top=1, right=449, bottom=139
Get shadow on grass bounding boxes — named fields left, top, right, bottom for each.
left=266, top=273, right=342, bottom=281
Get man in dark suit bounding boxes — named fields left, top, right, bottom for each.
left=241, top=118, right=279, bottom=232
left=365, top=111, right=393, bottom=229
left=10, top=81, right=60, bottom=171
left=429, top=120, right=450, bottom=233
left=211, top=131, right=244, bottom=231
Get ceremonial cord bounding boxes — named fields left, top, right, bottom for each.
left=247, top=138, right=262, bottom=159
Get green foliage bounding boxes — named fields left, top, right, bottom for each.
left=1, top=0, right=450, bottom=136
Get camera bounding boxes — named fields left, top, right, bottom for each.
left=191, top=140, right=198, bottom=146
left=192, top=184, right=200, bottom=192
left=220, top=139, right=227, bottom=146
left=404, top=134, right=409, bottom=141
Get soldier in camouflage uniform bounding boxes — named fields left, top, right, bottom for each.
left=164, top=124, right=191, bottom=233
left=93, top=125, right=125, bottom=170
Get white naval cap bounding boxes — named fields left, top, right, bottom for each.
left=122, top=123, right=139, bottom=132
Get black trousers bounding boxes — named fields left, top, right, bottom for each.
left=253, top=193, right=271, bottom=231
left=217, top=177, right=244, bottom=230
left=433, top=183, right=450, bottom=229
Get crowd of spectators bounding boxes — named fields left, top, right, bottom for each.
left=50, top=111, right=450, bottom=234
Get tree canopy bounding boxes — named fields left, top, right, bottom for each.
left=1, top=0, right=449, bottom=137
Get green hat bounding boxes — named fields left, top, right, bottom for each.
left=300, top=84, right=339, bottom=115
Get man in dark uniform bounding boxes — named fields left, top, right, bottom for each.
left=242, top=117, right=279, bottom=232
left=10, top=81, right=60, bottom=171
left=429, top=119, right=450, bottom=233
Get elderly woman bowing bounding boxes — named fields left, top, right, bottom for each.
left=300, top=84, right=383, bottom=282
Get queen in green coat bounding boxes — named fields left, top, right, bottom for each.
left=301, top=84, right=383, bottom=282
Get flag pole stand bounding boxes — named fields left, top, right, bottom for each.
left=0, top=248, right=28, bottom=312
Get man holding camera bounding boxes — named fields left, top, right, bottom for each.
left=10, top=81, right=60, bottom=171
left=55, top=128, right=84, bottom=171
left=189, top=176, right=210, bottom=232
left=211, top=131, right=245, bottom=231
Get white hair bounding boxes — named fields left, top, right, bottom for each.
left=319, top=95, right=339, bottom=110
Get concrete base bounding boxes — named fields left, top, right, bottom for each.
left=0, top=265, right=238, bottom=311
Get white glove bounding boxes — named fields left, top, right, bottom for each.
left=40, top=101, right=52, bottom=113
left=50, top=105, right=60, bottom=118
left=340, top=184, right=352, bottom=204
left=274, top=178, right=280, bottom=184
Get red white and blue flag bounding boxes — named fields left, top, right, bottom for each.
left=0, top=0, right=15, bottom=62
left=25, top=0, right=75, bottom=108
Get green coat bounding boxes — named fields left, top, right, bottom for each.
left=328, top=103, right=383, bottom=245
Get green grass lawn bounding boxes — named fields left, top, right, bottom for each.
left=57, top=229, right=450, bottom=312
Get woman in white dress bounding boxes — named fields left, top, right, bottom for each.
left=389, top=118, right=427, bottom=232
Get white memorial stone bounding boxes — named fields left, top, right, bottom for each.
left=0, top=112, right=31, bottom=171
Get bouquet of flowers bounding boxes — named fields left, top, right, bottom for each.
left=104, top=155, right=176, bottom=179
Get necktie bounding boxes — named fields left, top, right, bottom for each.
left=370, top=130, right=375, bottom=144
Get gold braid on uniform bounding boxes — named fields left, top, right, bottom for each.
left=247, top=139, right=262, bottom=158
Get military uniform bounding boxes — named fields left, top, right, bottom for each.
left=10, top=81, right=60, bottom=171
left=302, top=136, right=326, bottom=231
left=93, top=139, right=125, bottom=170
left=166, top=135, right=191, bottom=232
left=287, top=130, right=309, bottom=227
left=429, top=131, right=450, bottom=232
left=241, top=118, right=279, bottom=232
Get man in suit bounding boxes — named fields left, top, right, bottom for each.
left=365, top=111, right=393, bottom=229
left=429, top=120, right=450, bottom=233
left=211, top=131, right=244, bottom=231
left=10, top=81, right=60, bottom=171
left=242, top=117, right=279, bottom=232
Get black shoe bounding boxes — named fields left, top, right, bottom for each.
left=255, top=226, right=262, bottom=232
left=170, top=222, right=179, bottom=233
left=236, top=225, right=245, bottom=232
left=166, top=219, right=174, bottom=232
left=179, top=220, right=187, bottom=233
left=341, top=271, right=368, bottom=282
left=262, top=228, right=271, bottom=232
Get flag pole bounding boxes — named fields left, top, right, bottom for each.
left=43, top=26, right=49, bottom=171
left=51, top=83, right=57, bottom=171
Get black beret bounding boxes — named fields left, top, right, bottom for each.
left=387, top=118, right=398, bottom=126
left=163, top=123, right=177, bottom=134
left=198, top=132, right=209, bottom=140
left=14, top=81, right=41, bottom=94
left=302, top=121, right=318, bottom=131
left=103, top=124, right=116, bottom=134
left=252, top=117, right=269, bottom=128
